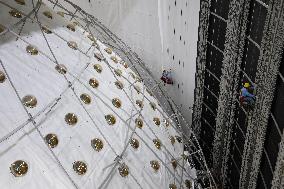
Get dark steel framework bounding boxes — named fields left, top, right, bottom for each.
left=194, top=0, right=284, bottom=188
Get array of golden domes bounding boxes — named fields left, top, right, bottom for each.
left=1, top=1, right=194, bottom=188
left=8, top=158, right=192, bottom=187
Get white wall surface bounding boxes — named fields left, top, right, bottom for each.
left=67, top=0, right=200, bottom=125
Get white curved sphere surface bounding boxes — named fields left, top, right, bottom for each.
left=0, top=1, right=196, bottom=189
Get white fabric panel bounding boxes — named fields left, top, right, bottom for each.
left=0, top=1, right=196, bottom=188
left=64, top=0, right=200, bottom=124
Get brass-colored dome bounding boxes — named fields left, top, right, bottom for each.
left=94, top=64, right=102, bottom=73
left=135, top=118, right=143, bottom=129
left=153, top=139, right=161, bottom=150
left=67, top=24, right=75, bottom=32
left=0, top=71, right=6, bottom=83
left=149, top=102, right=156, bottom=111
left=134, top=85, right=141, bottom=94
left=94, top=53, right=103, bottom=61
left=9, top=9, right=22, bottom=18
left=89, top=78, right=99, bottom=88
left=10, top=160, right=28, bottom=177
left=87, top=34, right=96, bottom=42
left=55, top=64, right=67, bottom=74
left=118, top=163, right=129, bottom=177
left=26, top=45, right=38, bottom=55
left=45, top=133, right=59, bottom=148
left=130, top=138, right=139, bottom=149
left=15, top=0, right=25, bottom=5
left=73, top=21, right=79, bottom=26
left=111, top=56, right=118, bottom=63
left=135, top=76, right=143, bottom=83
left=105, top=47, right=112, bottom=54
left=115, top=81, right=124, bottom=89
left=80, top=93, right=92, bottom=104
left=112, top=98, right=122, bottom=108
left=153, top=117, right=161, bottom=126
left=114, top=69, right=122, bottom=77
left=91, top=138, right=104, bottom=152
left=43, top=11, right=53, bottom=19
left=185, top=180, right=192, bottom=189
left=170, top=136, right=175, bottom=145
left=65, top=113, right=78, bottom=126
left=0, top=24, right=5, bottom=33
left=120, top=60, right=128, bottom=68
left=42, top=26, right=52, bottom=34
left=129, top=72, right=136, bottom=80
left=171, top=159, right=177, bottom=169
left=136, top=100, right=143, bottom=108
left=164, top=119, right=170, bottom=127
left=150, top=160, right=160, bottom=172
left=67, top=41, right=78, bottom=50
left=105, top=114, right=116, bottom=125
left=181, top=154, right=189, bottom=161
left=22, top=95, right=37, bottom=108
left=169, top=184, right=177, bottom=189
left=57, top=11, right=65, bottom=17
left=73, top=161, right=87, bottom=175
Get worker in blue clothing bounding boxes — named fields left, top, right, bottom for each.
left=240, top=82, right=256, bottom=110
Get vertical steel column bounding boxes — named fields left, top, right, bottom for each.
left=212, top=0, right=251, bottom=187
left=192, top=0, right=211, bottom=138
left=240, top=0, right=284, bottom=188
